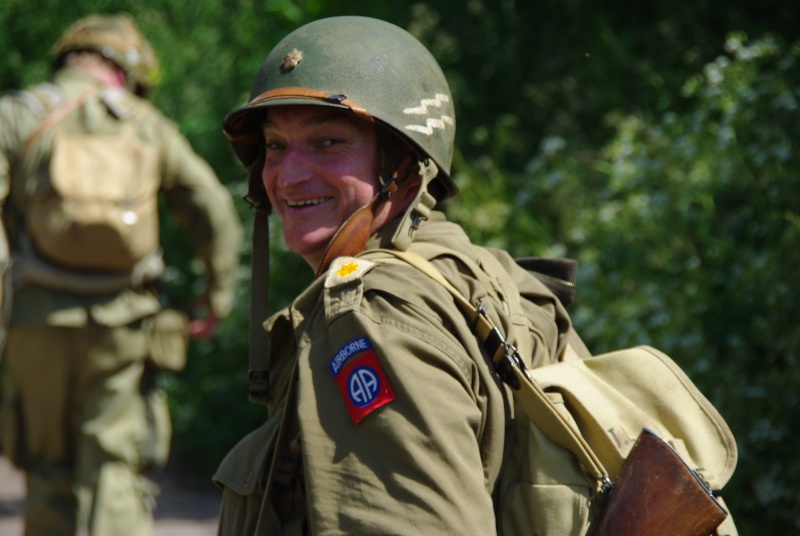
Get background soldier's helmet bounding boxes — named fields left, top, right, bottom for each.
left=52, top=13, right=161, bottom=96
left=223, top=16, right=458, bottom=205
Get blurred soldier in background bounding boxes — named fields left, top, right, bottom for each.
left=0, top=13, right=243, bottom=535
left=0, top=218, right=9, bottom=351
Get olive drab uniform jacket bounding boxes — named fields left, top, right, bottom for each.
left=214, top=211, right=594, bottom=535
left=0, top=66, right=243, bottom=328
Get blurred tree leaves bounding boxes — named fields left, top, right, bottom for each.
left=2, top=0, right=798, bottom=530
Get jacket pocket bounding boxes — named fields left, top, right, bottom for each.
left=141, top=387, right=171, bottom=470
left=501, top=482, right=591, bottom=536
left=499, top=392, right=594, bottom=535
left=214, top=408, right=284, bottom=536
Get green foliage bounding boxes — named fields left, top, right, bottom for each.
left=3, top=1, right=799, bottom=531
left=556, top=35, right=800, bottom=532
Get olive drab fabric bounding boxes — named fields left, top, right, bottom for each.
left=2, top=323, right=166, bottom=535
left=214, top=213, right=590, bottom=535
left=0, top=36, right=243, bottom=535
left=215, top=212, right=739, bottom=536
left=2, top=66, right=243, bottom=323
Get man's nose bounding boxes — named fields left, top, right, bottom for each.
left=274, top=143, right=313, bottom=189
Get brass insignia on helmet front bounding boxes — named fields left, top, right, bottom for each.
left=281, top=48, right=303, bottom=72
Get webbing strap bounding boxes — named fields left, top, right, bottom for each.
left=373, top=248, right=609, bottom=486
left=248, top=209, right=271, bottom=404
left=15, top=86, right=100, bottom=166
left=11, top=248, right=164, bottom=294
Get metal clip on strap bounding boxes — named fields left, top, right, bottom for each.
left=370, top=248, right=611, bottom=490
left=474, top=303, right=531, bottom=390
left=372, top=249, right=531, bottom=387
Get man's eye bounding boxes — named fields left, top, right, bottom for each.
left=320, top=138, right=343, bottom=148
left=265, top=141, right=284, bottom=152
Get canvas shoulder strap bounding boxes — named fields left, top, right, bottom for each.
left=14, top=86, right=100, bottom=168
left=369, top=248, right=610, bottom=488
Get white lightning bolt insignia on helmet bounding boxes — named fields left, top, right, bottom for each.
left=402, top=93, right=451, bottom=115
left=404, top=116, right=455, bottom=136
left=403, top=94, right=454, bottom=136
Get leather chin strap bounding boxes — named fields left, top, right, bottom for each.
left=315, top=156, right=413, bottom=277
left=315, top=156, right=440, bottom=277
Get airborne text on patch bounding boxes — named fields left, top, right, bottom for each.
left=329, top=337, right=371, bottom=375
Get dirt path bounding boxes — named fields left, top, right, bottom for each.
left=0, top=456, right=220, bottom=535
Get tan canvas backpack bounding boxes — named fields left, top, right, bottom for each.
left=16, top=85, right=160, bottom=274
left=368, top=247, right=738, bottom=536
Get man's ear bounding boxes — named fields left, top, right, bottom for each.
left=377, top=125, right=417, bottom=187
left=399, top=176, right=422, bottom=205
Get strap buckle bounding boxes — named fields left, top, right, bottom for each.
left=496, top=344, right=532, bottom=390
left=476, top=302, right=531, bottom=390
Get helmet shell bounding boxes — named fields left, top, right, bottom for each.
left=224, top=16, right=457, bottom=199
left=53, top=14, right=161, bottom=94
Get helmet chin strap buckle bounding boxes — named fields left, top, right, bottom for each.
left=379, top=155, right=415, bottom=201
left=410, top=213, right=428, bottom=232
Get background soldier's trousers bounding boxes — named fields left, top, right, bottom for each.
left=0, top=321, right=170, bottom=536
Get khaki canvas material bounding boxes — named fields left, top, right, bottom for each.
left=375, top=247, right=738, bottom=536
left=27, top=123, right=160, bottom=271
left=531, top=346, right=737, bottom=489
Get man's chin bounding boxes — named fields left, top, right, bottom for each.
left=285, top=233, right=335, bottom=262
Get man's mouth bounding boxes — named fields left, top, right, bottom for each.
left=287, top=197, right=332, bottom=208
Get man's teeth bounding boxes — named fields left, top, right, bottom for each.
left=288, top=197, right=330, bottom=207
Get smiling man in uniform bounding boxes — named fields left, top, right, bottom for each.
left=214, top=16, right=592, bottom=536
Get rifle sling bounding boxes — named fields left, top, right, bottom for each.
left=370, top=248, right=610, bottom=488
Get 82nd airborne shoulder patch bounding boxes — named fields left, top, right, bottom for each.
left=329, top=337, right=395, bottom=425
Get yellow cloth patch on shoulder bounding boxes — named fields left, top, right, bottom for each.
left=325, top=257, right=376, bottom=288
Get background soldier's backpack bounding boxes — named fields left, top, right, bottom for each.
left=14, top=85, right=160, bottom=274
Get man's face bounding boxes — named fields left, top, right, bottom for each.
left=261, top=106, right=381, bottom=268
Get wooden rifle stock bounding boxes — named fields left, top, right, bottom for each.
left=591, top=429, right=728, bottom=536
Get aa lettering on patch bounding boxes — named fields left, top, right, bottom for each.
left=329, top=337, right=395, bottom=424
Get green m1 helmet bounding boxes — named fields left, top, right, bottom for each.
left=52, top=13, right=161, bottom=96
left=223, top=16, right=458, bottom=206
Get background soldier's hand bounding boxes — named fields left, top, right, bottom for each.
left=187, top=300, right=219, bottom=340
left=188, top=312, right=219, bottom=340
